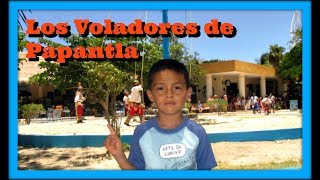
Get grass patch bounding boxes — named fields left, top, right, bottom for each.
left=216, top=159, right=302, bottom=170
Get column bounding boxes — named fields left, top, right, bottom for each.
left=238, top=74, right=245, bottom=98
left=260, top=76, right=266, bottom=97
left=217, top=75, right=224, bottom=96
left=206, top=74, right=212, bottom=100
left=38, top=85, right=43, bottom=98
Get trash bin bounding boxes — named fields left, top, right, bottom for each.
left=289, top=100, right=298, bottom=111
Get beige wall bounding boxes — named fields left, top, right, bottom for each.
left=18, top=52, right=46, bottom=81
left=19, top=52, right=55, bottom=100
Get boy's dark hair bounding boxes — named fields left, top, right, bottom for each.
left=147, top=59, right=190, bottom=90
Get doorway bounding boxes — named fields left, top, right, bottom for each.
left=227, top=83, right=239, bottom=97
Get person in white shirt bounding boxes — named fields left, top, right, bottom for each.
left=250, top=93, right=259, bottom=114
left=124, top=79, right=144, bottom=126
left=74, top=86, right=86, bottom=123
left=261, top=95, right=271, bottom=115
left=269, top=93, right=276, bottom=113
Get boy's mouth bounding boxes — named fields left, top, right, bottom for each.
left=164, top=102, right=176, bottom=105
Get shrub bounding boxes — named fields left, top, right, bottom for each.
left=184, top=101, right=192, bottom=110
left=207, top=99, right=228, bottom=115
left=19, top=103, right=44, bottom=124
left=274, top=102, right=282, bottom=110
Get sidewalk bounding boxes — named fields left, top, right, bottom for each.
left=18, top=109, right=303, bottom=136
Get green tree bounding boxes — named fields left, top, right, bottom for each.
left=256, top=52, right=271, bottom=66
left=28, top=32, right=205, bottom=133
left=279, top=28, right=302, bottom=82
left=279, top=28, right=302, bottom=107
left=267, top=44, right=285, bottom=95
left=18, top=27, right=29, bottom=70
left=18, top=10, right=31, bottom=70
left=29, top=34, right=132, bottom=136
left=83, top=61, right=131, bottom=133
left=279, top=43, right=302, bottom=81
left=19, top=103, right=44, bottom=124
left=269, top=44, right=285, bottom=72
left=29, top=61, right=87, bottom=90
left=202, top=59, right=221, bottom=63
left=289, top=28, right=302, bottom=46
left=144, top=35, right=205, bottom=87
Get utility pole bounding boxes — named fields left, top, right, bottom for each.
left=162, top=10, right=170, bottom=59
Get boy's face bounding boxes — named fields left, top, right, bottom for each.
left=147, top=69, right=192, bottom=116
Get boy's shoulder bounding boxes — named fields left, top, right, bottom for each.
left=134, top=118, right=156, bottom=134
left=184, top=118, right=207, bottom=133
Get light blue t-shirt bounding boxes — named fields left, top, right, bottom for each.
left=128, top=117, right=217, bottom=170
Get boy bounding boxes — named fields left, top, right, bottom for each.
left=104, top=59, right=217, bottom=170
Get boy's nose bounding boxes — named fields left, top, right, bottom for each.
left=166, top=89, right=173, bottom=98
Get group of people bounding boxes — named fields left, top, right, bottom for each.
left=73, top=79, right=146, bottom=125
left=250, top=93, right=275, bottom=115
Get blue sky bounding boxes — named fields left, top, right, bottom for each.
left=21, top=10, right=299, bottom=64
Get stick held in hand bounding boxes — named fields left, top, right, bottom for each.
left=107, top=123, right=116, bottom=135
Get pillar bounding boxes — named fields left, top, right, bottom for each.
left=206, top=74, right=212, bottom=100
left=217, top=76, right=224, bottom=96
left=260, top=76, right=266, bottom=97
left=238, top=74, right=245, bottom=98
left=38, top=85, right=43, bottom=98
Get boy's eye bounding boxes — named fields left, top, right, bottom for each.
left=173, top=86, right=183, bottom=93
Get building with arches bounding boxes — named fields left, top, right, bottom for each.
left=196, top=60, right=282, bottom=102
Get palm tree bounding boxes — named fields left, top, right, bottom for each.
left=268, top=44, right=285, bottom=95
left=269, top=44, right=285, bottom=71
left=258, top=52, right=271, bottom=66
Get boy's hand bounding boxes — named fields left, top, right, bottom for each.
left=104, top=124, right=135, bottom=169
left=104, top=124, right=123, bottom=157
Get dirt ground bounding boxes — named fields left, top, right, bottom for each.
left=18, top=139, right=301, bottom=170
left=18, top=110, right=303, bottom=170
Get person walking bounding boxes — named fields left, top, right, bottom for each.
left=124, top=79, right=144, bottom=126
left=250, top=93, right=259, bottom=114
left=74, top=86, right=86, bottom=123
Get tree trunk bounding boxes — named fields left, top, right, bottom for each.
left=105, top=93, right=110, bottom=123
left=99, top=93, right=110, bottom=124
left=26, top=118, right=31, bottom=124
left=110, top=95, right=120, bottom=136
left=277, top=77, right=283, bottom=96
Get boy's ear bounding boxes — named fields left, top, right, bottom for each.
left=146, top=89, right=154, bottom=102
